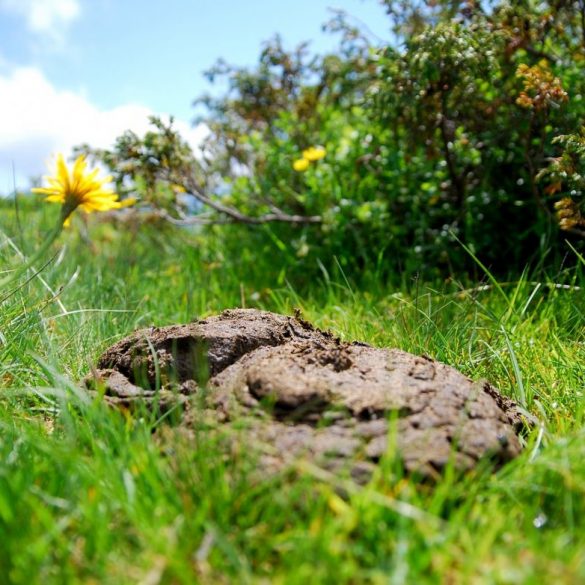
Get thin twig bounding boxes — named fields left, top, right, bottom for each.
left=565, top=226, right=585, bottom=239
left=181, top=175, right=322, bottom=224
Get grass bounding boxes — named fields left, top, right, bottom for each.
left=0, top=200, right=584, bottom=584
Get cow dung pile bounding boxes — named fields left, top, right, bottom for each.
left=84, top=309, right=526, bottom=480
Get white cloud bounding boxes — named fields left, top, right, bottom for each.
left=0, top=65, right=207, bottom=192
left=0, top=0, right=80, bottom=38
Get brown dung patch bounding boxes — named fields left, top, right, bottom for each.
left=84, top=309, right=527, bottom=480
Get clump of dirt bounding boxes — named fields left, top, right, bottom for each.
left=85, top=309, right=527, bottom=479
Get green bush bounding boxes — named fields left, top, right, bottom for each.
left=84, top=0, right=585, bottom=280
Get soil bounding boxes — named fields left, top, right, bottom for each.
left=84, top=309, right=526, bottom=479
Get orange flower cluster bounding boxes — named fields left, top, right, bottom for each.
left=516, top=62, right=568, bottom=111
left=554, top=197, right=585, bottom=232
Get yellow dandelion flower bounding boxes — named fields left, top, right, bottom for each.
left=32, top=154, right=123, bottom=225
left=302, top=146, right=326, bottom=162
left=293, top=158, right=310, bottom=172
left=1, top=155, right=133, bottom=290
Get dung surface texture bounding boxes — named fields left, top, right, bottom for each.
left=85, top=309, right=525, bottom=479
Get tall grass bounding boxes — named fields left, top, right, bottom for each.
left=0, top=198, right=584, bottom=583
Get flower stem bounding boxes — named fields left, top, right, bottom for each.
left=0, top=218, right=64, bottom=292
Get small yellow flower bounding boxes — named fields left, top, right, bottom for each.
left=293, top=158, right=310, bottom=172
left=302, top=146, right=326, bottom=162
left=118, top=197, right=137, bottom=208
left=32, top=154, right=123, bottom=224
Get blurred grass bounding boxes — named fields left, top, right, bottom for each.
left=0, top=196, right=584, bottom=583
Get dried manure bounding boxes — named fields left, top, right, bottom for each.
left=85, top=309, right=526, bottom=479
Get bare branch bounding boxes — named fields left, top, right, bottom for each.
left=564, top=226, right=585, bottom=239
left=175, top=172, right=321, bottom=225
left=159, top=208, right=321, bottom=226
left=155, top=210, right=232, bottom=225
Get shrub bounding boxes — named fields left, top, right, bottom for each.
left=83, top=1, right=585, bottom=280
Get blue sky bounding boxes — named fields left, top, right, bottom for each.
left=0, top=0, right=390, bottom=191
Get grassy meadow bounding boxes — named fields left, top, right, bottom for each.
left=0, top=197, right=584, bottom=584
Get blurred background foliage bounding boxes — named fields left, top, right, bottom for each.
left=77, top=0, right=585, bottom=282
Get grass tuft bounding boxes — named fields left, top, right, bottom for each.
left=0, top=203, right=584, bottom=583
